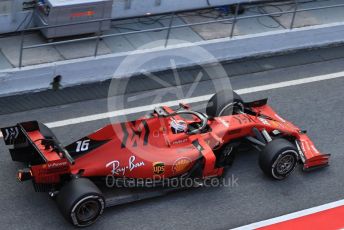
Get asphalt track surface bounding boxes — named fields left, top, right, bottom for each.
left=0, top=56, right=344, bottom=229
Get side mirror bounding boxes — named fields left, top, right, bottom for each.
left=179, top=102, right=190, bottom=110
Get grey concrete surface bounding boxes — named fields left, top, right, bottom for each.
left=180, top=9, right=239, bottom=40
left=103, top=16, right=203, bottom=53
left=182, top=6, right=284, bottom=40
left=54, top=40, right=112, bottom=60
left=1, top=19, right=344, bottom=97
left=0, top=57, right=343, bottom=229
left=266, top=0, right=344, bottom=28
left=0, top=33, right=63, bottom=67
left=1, top=0, right=344, bottom=71
left=0, top=49, right=12, bottom=69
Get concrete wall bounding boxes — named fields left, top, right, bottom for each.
left=0, top=21, right=343, bottom=97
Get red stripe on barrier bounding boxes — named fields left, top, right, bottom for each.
left=258, top=205, right=344, bottom=230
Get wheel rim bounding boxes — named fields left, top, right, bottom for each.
left=276, top=154, right=295, bottom=175
left=76, top=200, right=100, bottom=222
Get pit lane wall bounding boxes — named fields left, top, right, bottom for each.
left=0, top=22, right=344, bottom=97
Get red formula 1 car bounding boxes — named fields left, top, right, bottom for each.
left=1, top=90, right=330, bottom=227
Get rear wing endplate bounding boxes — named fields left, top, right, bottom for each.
left=1, top=121, right=74, bottom=165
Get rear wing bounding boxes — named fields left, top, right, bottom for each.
left=1, top=121, right=74, bottom=165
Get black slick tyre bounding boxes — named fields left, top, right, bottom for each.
left=56, top=178, right=105, bottom=227
left=259, top=138, right=298, bottom=180
left=206, top=90, right=244, bottom=117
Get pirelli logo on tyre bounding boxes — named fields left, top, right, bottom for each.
left=153, top=162, right=165, bottom=175
left=173, top=157, right=192, bottom=175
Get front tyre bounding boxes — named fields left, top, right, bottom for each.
left=259, top=138, right=298, bottom=180
left=56, top=178, right=105, bottom=227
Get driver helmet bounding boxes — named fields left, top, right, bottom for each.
left=171, top=120, right=187, bottom=134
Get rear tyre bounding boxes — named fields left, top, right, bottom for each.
left=56, top=178, right=105, bottom=227
left=259, top=138, right=298, bottom=180
left=206, top=90, right=244, bottom=118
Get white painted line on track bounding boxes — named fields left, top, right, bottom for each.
left=2, top=70, right=344, bottom=133
left=45, top=70, right=344, bottom=128
left=230, top=199, right=344, bottom=230
left=46, top=95, right=209, bottom=128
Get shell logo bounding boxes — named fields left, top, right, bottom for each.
left=173, top=157, right=192, bottom=175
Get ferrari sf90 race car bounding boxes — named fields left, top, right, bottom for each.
left=1, top=90, right=330, bottom=227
